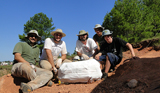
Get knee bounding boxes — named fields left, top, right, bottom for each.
left=40, top=60, right=52, bottom=70
left=20, top=63, right=32, bottom=71
left=45, top=70, right=53, bottom=78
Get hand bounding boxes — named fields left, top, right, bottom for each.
left=132, top=56, right=139, bottom=60
left=82, top=54, right=89, bottom=60
left=95, top=54, right=101, bottom=60
left=30, top=64, right=36, bottom=72
left=53, top=67, right=58, bottom=75
left=56, top=58, right=62, bottom=68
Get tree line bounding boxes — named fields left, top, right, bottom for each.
left=102, top=0, right=160, bottom=43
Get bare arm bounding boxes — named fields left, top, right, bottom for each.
left=93, top=39, right=100, bottom=51
left=95, top=52, right=102, bottom=60
left=61, top=54, right=66, bottom=61
left=95, top=41, right=100, bottom=51
left=77, top=51, right=82, bottom=57
left=126, top=43, right=136, bottom=57
left=92, top=48, right=98, bottom=58
left=14, top=53, right=30, bottom=65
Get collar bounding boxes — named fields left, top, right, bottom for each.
left=27, top=40, right=37, bottom=48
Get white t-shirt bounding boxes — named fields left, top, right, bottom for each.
left=40, top=38, right=67, bottom=61
left=76, top=38, right=98, bottom=57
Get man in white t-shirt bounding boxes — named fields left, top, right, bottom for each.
left=40, top=29, right=71, bottom=74
left=76, top=30, right=98, bottom=60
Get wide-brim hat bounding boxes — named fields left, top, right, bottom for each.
left=51, top=29, right=66, bottom=37
left=77, top=30, right=88, bottom=36
left=102, top=29, right=113, bottom=36
left=94, top=24, right=104, bottom=30
left=25, top=30, right=41, bottom=40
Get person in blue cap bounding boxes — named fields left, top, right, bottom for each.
left=95, top=29, right=138, bottom=80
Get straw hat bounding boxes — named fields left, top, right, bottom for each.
left=51, top=29, right=66, bottom=37
left=77, top=30, right=88, bottom=36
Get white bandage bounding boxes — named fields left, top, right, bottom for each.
left=53, top=67, right=58, bottom=74
left=56, top=58, right=62, bottom=68
left=30, top=64, right=35, bottom=69
left=82, top=54, right=89, bottom=60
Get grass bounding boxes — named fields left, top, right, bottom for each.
left=0, top=65, right=12, bottom=77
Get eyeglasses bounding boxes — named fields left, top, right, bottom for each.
left=29, top=35, right=38, bottom=38
left=55, top=34, right=62, bottom=37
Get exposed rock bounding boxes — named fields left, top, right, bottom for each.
left=127, top=79, right=138, bottom=88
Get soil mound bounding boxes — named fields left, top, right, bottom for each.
left=0, top=47, right=160, bottom=93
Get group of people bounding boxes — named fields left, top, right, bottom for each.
left=11, top=24, right=137, bottom=93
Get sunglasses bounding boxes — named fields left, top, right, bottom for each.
left=55, top=34, right=62, bottom=37
left=29, top=35, right=38, bottom=38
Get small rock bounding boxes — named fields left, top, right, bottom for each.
left=127, top=79, right=138, bottom=88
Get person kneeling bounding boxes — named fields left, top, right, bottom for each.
left=95, top=29, right=138, bottom=80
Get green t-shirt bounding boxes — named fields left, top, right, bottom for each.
left=13, top=42, right=40, bottom=65
left=93, top=34, right=105, bottom=47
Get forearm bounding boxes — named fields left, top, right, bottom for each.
left=126, top=43, right=135, bottom=57
left=96, top=42, right=100, bottom=51
left=14, top=53, right=30, bottom=65
left=77, top=52, right=82, bottom=57
left=47, top=56, right=55, bottom=68
left=45, top=49, right=56, bottom=68
left=61, top=54, right=66, bottom=60
left=95, top=52, right=102, bottom=60
left=92, top=49, right=98, bottom=58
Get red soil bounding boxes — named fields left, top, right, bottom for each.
left=1, top=47, right=160, bottom=93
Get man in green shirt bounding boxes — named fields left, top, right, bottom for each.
left=11, top=30, right=53, bottom=93
left=93, top=24, right=105, bottom=51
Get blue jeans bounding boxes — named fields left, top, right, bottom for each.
left=99, top=53, right=121, bottom=69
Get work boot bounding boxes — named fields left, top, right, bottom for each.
left=46, top=80, right=53, bottom=87
left=101, top=72, right=108, bottom=80
left=20, top=82, right=33, bottom=93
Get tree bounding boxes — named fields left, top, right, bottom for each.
left=102, top=0, right=158, bottom=43
left=19, top=12, right=55, bottom=55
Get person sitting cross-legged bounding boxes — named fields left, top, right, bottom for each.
left=11, top=30, right=53, bottom=93
left=76, top=30, right=98, bottom=60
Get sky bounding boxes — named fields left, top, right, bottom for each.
left=0, top=0, right=116, bottom=61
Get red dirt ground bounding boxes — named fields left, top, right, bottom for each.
left=1, top=47, right=160, bottom=93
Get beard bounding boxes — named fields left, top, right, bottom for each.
left=54, top=37, right=61, bottom=42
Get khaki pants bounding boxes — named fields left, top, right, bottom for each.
left=11, top=63, right=53, bottom=90
left=40, top=59, right=72, bottom=70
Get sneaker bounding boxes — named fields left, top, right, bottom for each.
left=46, top=80, right=53, bottom=87
left=101, top=72, right=108, bottom=80
left=20, top=82, right=33, bottom=93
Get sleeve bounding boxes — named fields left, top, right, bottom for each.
left=13, top=42, right=23, bottom=55
left=61, top=41, right=67, bottom=54
left=90, top=38, right=98, bottom=50
left=117, top=38, right=127, bottom=47
left=44, top=38, right=52, bottom=50
left=76, top=40, right=80, bottom=52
